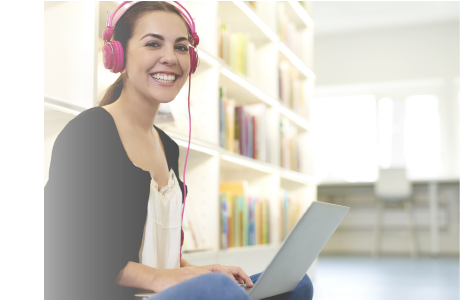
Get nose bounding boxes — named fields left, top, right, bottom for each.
left=159, top=45, right=177, bottom=66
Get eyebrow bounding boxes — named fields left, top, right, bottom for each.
left=140, top=33, right=188, bottom=43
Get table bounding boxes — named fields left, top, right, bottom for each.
left=318, top=178, right=459, bottom=257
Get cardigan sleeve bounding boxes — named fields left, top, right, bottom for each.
left=45, top=115, right=136, bottom=300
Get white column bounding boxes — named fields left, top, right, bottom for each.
left=428, top=181, right=439, bottom=257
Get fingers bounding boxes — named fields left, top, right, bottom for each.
left=224, top=265, right=254, bottom=287
left=215, top=264, right=239, bottom=283
left=197, top=264, right=239, bottom=284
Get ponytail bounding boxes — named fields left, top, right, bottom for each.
left=97, top=74, right=124, bottom=107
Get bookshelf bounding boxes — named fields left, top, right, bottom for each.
left=44, top=1, right=318, bottom=279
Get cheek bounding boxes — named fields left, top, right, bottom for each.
left=180, top=54, right=191, bottom=73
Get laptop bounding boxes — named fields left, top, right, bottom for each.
left=135, top=201, right=349, bottom=300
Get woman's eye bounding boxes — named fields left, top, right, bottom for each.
left=176, top=45, right=188, bottom=52
left=146, top=42, right=159, bottom=47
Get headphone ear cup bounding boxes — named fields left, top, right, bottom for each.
left=189, top=46, right=199, bottom=74
left=112, top=40, right=124, bottom=73
left=102, top=41, right=124, bottom=73
left=102, top=42, right=115, bottom=71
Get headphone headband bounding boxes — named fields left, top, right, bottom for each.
left=106, top=1, right=199, bottom=47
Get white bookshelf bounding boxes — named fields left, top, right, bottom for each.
left=44, top=1, right=318, bottom=280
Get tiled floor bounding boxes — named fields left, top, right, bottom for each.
left=312, top=254, right=459, bottom=300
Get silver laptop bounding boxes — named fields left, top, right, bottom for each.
left=135, top=201, right=349, bottom=300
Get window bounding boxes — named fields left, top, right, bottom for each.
left=378, top=98, right=393, bottom=169
left=311, top=95, right=378, bottom=182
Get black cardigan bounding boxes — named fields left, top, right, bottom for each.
left=44, top=106, right=188, bottom=300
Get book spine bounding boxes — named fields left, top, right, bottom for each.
left=243, top=196, right=248, bottom=246
left=255, top=198, right=262, bottom=245
left=234, top=106, right=240, bottom=155
left=228, top=193, right=233, bottom=248
left=226, top=99, right=235, bottom=152
left=234, top=193, right=239, bottom=247
left=252, top=197, right=256, bottom=245
left=219, top=87, right=225, bottom=148
left=239, top=196, right=244, bottom=247
left=262, top=199, right=267, bottom=244
left=221, top=193, right=227, bottom=249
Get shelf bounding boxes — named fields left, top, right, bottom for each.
left=227, top=1, right=315, bottom=80
left=165, top=127, right=317, bottom=185
left=183, top=243, right=280, bottom=257
left=44, top=96, right=317, bottom=186
left=218, top=1, right=277, bottom=45
left=219, top=65, right=279, bottom=108
left=278, top=42, right=315, bottom=81
left=286, top=1, right=314, bottom=29
left=44, top=94, right=87, bottom=115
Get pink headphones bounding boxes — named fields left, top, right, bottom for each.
left=102, top=1, right=199, bottom=74
left=102, top=1, right=198, bottom=258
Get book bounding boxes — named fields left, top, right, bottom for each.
left=221, top=193, right=228, bottom=249
left=225, top=98, right=235, bottom=152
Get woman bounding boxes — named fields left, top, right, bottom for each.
left=45, top=2, right=313, bottom=300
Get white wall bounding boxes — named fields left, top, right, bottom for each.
left=313, top=21, right=459, bottom=180
left=44, top=1, right=99, bottom=108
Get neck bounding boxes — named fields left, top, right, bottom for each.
left=113, top=89, right=161, bottom=136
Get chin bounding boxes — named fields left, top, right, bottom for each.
left=151, top=93, right=179, bottom=104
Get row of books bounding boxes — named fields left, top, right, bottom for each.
left=219, top=87, right=270, bottom=162
left=181, top=181, right=304, bottom=252
left=220, top=181, right=271, bottom=249
left=279, top=60, right=307, bottom=111
left=218, top=23, right=256, bottom=80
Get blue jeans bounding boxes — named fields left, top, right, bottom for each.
left=147, top=271, right=314, bottom=300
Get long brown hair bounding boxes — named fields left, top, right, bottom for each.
left=97, top=2, right=192, bottom=107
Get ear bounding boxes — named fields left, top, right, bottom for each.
left=120, top=66, right=127, bottom=75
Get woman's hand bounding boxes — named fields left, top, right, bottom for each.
left=196, top=264, right=254, bottom=287
left=152, top=266, right=211, bottom=293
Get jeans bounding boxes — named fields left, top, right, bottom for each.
left=147, top=271, right=314, bottom=300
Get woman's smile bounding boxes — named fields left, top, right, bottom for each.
left=150, top=71, right=180, bottom=86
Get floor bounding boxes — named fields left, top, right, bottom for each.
left=311, top=254, right=459, bottom=300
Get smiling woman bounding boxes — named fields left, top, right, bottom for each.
left=44, top=1, right=259, bottom=300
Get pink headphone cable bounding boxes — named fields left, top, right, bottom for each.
left=182, top=73, right=191, bottom=222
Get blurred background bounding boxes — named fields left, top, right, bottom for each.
left=311, top=2, right=459, bottom=300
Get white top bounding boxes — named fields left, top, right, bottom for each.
left=136, top=166, right=183, bottom=270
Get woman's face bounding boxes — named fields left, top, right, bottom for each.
left=121, top=11, right=191, bottom=104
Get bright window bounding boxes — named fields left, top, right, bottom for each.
left=378, top=98, right=393, bottom=169
left=404, top=95, right=442, bottom=178
left=311, top=95, right=378, bottom=182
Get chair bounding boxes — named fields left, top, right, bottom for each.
left=372, top=168, right=418, bottom=258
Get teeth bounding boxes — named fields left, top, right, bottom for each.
left=151, top=73, right=177, bottom=83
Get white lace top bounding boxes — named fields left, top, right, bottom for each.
left=136, top=166, right=183, bottom=270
